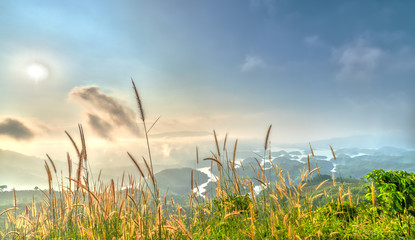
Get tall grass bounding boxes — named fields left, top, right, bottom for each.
left=0, top=82, right=414, bottom=239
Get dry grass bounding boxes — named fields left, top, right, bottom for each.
left=1, top=82, right=414, bottom=239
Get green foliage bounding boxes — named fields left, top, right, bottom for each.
left=320, top=200, right=358, bottom=223
left=365, top=169, right=415, bottom=216
left=2, top=172, right=415, bottom=239
left=0, top=190, right=44, bottom=206
left=1, top=81, right=414, bottom=238
left=212, top=194, right=252, bottom=212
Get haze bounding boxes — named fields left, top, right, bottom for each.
left=0, top=1, right=414, bottom=174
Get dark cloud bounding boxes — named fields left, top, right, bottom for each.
left=87, top=114, right=113, bottom=140
left=0, top=118, right=34, bottom=140
left=69, top=86, right=140, bottom=139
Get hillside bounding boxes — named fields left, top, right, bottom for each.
left=0, top=149, right=47, bottom=190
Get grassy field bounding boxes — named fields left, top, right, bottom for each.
left=0, top=81, right=413, bottom=239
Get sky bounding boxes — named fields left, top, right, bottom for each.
left=0, top=1, right=414, bottom=169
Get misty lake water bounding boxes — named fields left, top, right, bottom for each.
left=192, top=147, right=369, bottom=197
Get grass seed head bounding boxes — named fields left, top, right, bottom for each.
left=265, top=124, right=272, bottom=150
left=131, top=78, right=145, bottom=122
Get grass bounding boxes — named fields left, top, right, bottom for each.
left=0, top=81, right=414, bottom=239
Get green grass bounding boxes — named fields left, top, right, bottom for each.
left=0, top=81, right=413, bottom=239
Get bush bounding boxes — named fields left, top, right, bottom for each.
left=365, top=169, right=415, bottom=216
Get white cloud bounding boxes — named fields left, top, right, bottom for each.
left=241, top=55, right=266, bottom=72
left=333, top=39, right=383, bottom=82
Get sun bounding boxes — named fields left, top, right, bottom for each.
left=26, top=63, right=49, bottom=81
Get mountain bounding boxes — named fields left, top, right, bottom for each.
left=0, top=148, right=188, bottom=190
left=94, top=163, right=185, bottom=183
left=295, top=135, right=414, bottom=150
left=193, top=145, right=415, bottom=198
left=1, top=141, right=414, bottom=194
left=155, top=167, right=209, bottom=195
left=0, top=149, right=48, bottom=190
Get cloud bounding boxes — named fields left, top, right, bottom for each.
left=151, top=130, right=211, bottom=138
left=333, top=39, right=383, bottom=82
left=241, top=55, right=266, bottom=72
left=0, top=118, right=34, bottom=140
left=87, top=114, right=114, bottom=140
left=69, top=86, right=139, bottom=139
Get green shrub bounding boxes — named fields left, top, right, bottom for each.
left=213, top=193, right=252, bottom=213
left=364, top=169, right=415, bottom=216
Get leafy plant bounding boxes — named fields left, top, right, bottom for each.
left=2, top=82, right=415, bottom=239
left=365, top=169, right=415, bottom=235
left=213, top=194, right=252, bottom=213
left=320, top=200, right=358, bottom=223
left=364, top=169, right=415, bottom=216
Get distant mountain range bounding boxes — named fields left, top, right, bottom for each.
left=289, top=134, right=415, bottom=150
left=1, top=141, right=414, bottom=193
left=0, top=149, right=47, bottom=190
left=193, top=146, right=415, bottom=198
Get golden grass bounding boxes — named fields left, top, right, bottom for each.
left=65, top=130, right=81, bottom=160
left=43, top=161, right=52, bottom=194
left=203, top=157, right=223, bottom=167
left=191, top=170, right=194, bottom=191
left=315, top=179, right=329, bottom=191
left=196, top=146, right=199, bottom=165
left=249, top=202, right=255, bottom=240
left=131, top=78, right=145, bottom=122
left=127, top=152, right=145, bottom=178
left=308, top=167, right=320, bottom=176
left=1, top=82, right=412, bottom=240
left=67, top=153, right=72, bottom=188
left=265, top=124, right=272, bottom=150
left=46, top=154, right=57, bottom=174
left=309, top=142, right=314, bottom=157
left=232, top=139, right=238, bottom=169
left=330, top=144, right=336, bottom=161
left=213, top=130, right=221, bottom=157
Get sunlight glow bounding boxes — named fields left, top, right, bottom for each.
left=26, top=63, right=49, bottom=81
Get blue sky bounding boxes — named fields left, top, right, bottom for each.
left=0, top=1, right=414, bottom=167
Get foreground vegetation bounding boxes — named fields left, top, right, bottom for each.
left=1, top=81, right=414, bottom=239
